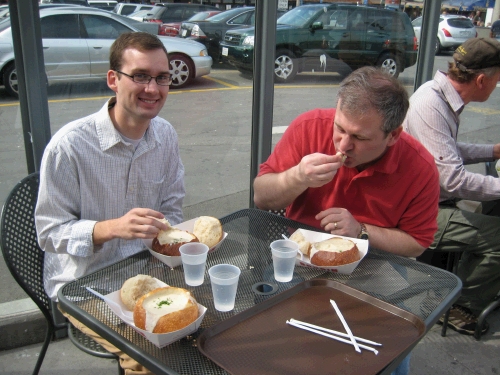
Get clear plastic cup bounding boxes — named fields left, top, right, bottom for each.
left=179, top=243, right=209, bottom=286
left=270, top=239, right=299, bottom=282
left=208, top=264, right=241, bottom=311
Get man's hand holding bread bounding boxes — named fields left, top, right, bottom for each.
left=296, top=152, right=345, bottom=189
left=93, top=208, right=170, bottom=245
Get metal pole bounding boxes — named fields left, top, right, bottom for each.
left=413, top=0, right=442, bottom=91
left=249, top=0, right=278, bottom=208
left=9, top=0, right=51, bottom=173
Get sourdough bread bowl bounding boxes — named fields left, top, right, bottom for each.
left=310, top=237, right=360, bottom=266
left=134, top=287, right=199, bottom=333
left=151, top=227, right=199, bottom=256
left=120, top=274, right=160, bottom=311
left=193, top=216, right=224, bottom=248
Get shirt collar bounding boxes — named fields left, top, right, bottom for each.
left=433, top=70, right=464, bottom=115
left=95, top=97, right=162, bottom=152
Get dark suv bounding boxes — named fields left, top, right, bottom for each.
left=220, top=4, right=417, bottom=82
left=142, top=3, right=218, bottom=24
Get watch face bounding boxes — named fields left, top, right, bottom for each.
left=360, top=233, right=369, bottom=240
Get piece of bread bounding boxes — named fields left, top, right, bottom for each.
left=134, top=287, right=199, bottom=333
left=289, top=230, right=312, bottom=256
left=152, top=226, right=199, bottom=256
left=120, top=274, right=161, bottom=311
left=193, top=216, right=223, bottom=248
left=310, top=237, right=360, bottom=266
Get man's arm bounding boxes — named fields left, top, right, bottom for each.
left=315, top=208, right=425, bottom=257
left=254, top=153, right=343, bottom=211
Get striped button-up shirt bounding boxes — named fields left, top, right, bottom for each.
left=404, top=70, right=499, bottom=202
left=36, top=98, right=185, bottom=300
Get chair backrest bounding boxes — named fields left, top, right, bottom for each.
left=0, top=173, right=52, bottom=322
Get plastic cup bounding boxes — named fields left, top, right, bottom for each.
left=179, top=243, right=209, bottom=286
left=270, top=239, right=299, bottom=282
left=208, top=264, right=241, bottom=312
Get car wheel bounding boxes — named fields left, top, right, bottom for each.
left=377, top=53, right=400, bottom=78
left=169, top=54, right=192, bottom=89
left=435, top=39, right=442, bottom=55
left=3, top=63, right=19, bottom=98
left=274, top=49, right=298, bottom=83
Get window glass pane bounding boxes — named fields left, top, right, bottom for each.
left=41, top=14, right=80, bottom=39
left=81, top=14, right=130, bottom=39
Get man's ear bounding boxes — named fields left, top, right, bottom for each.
left=387, top=126, right=403, bottom=147
left=107, top=70, right=118, bottom=93
left=475, top=73, right=487, bottom=89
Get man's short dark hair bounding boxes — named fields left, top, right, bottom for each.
left=109, top=32, right=168, bottom=72
left=337, top=67, right=409, bottom=135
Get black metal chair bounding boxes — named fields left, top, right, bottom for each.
left=0, top=173, right=123, bottom=375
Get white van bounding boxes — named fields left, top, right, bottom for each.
left=112, top=2, right=154, bottom=16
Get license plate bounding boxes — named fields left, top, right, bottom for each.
left=459, top=30, right=470, bottom=36
left=182, top=29, right=187, bottom=37
left=222, top=47, right=228, bottom=56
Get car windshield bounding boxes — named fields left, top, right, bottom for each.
left=206, top=8, right=249, bottom=22
left=447, top=18, right=474, bottom=28
left=128, top=9, right=153, bottom=18
left=277, top=6, right=322, bottom=27
left=188, top=11, right=211, bottom=21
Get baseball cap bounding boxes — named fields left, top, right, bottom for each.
left=453, top=38, right=500, bottom=71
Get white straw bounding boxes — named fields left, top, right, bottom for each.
left=286, top=320, right=378, bottom=355
left=288, top=318, right=382, bottom=347
left=330, top=299, right=361, bottom=353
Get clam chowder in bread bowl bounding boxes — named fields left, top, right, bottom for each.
left=134, top=287, right=199, bottom=333
left=310, top=237, right=360, bottom=266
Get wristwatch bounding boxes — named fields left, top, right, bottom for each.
left=358, top=223, right=369, bottom=240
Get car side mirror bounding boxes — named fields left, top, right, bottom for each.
left=311, top=21, right=323, bottom=31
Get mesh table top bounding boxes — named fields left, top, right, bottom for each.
left=58, top=208, right=461, bottom=375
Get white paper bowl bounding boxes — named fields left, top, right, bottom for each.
left=143, top=217, right=227, bottom=268
left=291, top=229, right=368, bottom=275
left=102, top=279, right=207, bottom=348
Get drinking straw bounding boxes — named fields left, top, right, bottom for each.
left=330, top=299, right=361, bottom=353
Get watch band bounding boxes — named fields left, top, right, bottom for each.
left=358, top=223, right=369, bottom=240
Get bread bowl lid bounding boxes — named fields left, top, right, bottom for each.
left=143, top=217, right=228, bottom=268
left=101, top=278, right=207, bottom=348
left=291, top=229, right=368, bottom=275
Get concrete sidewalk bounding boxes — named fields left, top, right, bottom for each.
left=0, top=310, right=499, bottom=375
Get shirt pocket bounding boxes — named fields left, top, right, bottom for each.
left=139, top=175, right=165, bottom=209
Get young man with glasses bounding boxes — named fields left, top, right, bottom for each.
left=35, top=32, right=183, bottom=375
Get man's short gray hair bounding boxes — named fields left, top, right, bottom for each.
left=337, top=67, right=409, bottom=135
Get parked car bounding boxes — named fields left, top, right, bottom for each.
left=87, top=0, right=118, bottom=11
left=142, top=3, right=218, bottom=24
left=412, top=15, right=476, bottom=54
left=220, top=4, right=417, bottom=82
left=112, top=2, right=153, bottom=16
left=0, top=5, right=10, bottom=20
left=0, top=6, right=212, bottom=97
left=127, top=8, right=153, bottom=22
left=159, top=10, right=222, bottom=37
left=180, top=7, right=286, bottom=61
left=40, top=0, right=90, bottom=5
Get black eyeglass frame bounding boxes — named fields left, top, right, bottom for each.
left=115, top=70, right=173, bottom=86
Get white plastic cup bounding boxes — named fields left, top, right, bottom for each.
left=179, top=243, right=209, bottom=286
left=208, top=264, right=241, bottom=312
left=270, top=239, right=299, bottom=282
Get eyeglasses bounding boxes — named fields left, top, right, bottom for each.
left=115, top=70, right=173, bottom=86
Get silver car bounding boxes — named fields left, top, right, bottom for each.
left=412, top=15, right=476, bottom=54
left=0, top=6, right=212, bottom=97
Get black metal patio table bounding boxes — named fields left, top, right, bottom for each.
left=58, top=208, right=461, bottom=375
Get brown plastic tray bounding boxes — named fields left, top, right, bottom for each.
left=198, top=279, right=425, bottom=375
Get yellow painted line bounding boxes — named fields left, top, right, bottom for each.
left=202, top=75, right=239, bottom=88
left=466, top=106, right=500, bottom=115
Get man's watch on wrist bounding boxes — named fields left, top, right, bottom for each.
left=358, top=223, right=369, bottom=240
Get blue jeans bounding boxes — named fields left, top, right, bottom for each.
left=390, top=353, right=410, bottom=375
